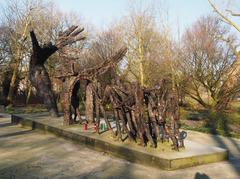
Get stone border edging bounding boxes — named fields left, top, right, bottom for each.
left=11, top=114, right=228, bottom=170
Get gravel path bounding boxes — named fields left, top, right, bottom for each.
left=0, top=114, right=239, bottom=179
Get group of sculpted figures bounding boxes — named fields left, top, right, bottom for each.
left=29, top=25, right=187, bottom=151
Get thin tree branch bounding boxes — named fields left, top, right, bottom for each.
left=208, top=0, right=240, bottom=32
left=226, top=9, right=240, bottom=17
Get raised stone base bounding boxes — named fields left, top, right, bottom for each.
left=11, top=113, right=228, bottom=170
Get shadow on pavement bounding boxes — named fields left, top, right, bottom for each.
left=194, top=172, right=210, bottom=179
left=0, top=122, right=15, bottom=128
left=0, top=130, right=33, bottom=138
left=75, top=160, right=135, bottom=179
left=208, top=116, right=240, bottom=176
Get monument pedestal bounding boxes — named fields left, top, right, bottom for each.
left=12, top=113, right=228, bottom=170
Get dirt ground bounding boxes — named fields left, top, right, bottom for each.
left=0, top=114, right=240, bottom=179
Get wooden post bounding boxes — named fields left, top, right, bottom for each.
left=86, top=82, right=94, bottom=123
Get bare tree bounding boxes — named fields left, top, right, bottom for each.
left=78, top=28, right=124, bottom=123
left=29, top=26, right=85, bottom=117
left=117, top=2, right=173, bottom=88
left=1, top=0, right=33, bottom=104
left=179, top=16, right=239, bottom=110
left=0, top=0, right=85, bottom=106
left=0, top=27, right=12, bottom=66
left=208, top=0, right=240, bottom=32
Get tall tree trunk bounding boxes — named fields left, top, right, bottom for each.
left=7, top=62, right=19, bottom=104
left=7, top=15, right=31, bottom=105
left=25, top=82, right=32, bottom=105
left=29, top=63, right=58, bottom=117
left=85, top=82, right=94, bottom=123
left=29, top=31, right=59, bottom=117
left=29, top=26, right=85, bottom=117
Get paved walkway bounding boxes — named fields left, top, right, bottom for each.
left=0, top=114, right=239, bottom=179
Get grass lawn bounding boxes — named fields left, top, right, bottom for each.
left=180, top=101, right=240, bottom=139
left=4, top=101, right=240, bottom=139
left=5, top=105, right=47, bottom=114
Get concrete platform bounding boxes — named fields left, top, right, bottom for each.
left=11, top=113, right=228, bottom=170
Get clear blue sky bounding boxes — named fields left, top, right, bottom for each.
left=1, top=0, right=234, bottom=37
left=57, top=0, right=214, bottom=36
